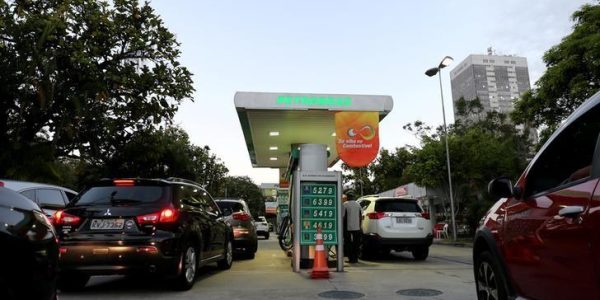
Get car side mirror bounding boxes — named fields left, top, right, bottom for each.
left=488, top=177, right=515, bottom=198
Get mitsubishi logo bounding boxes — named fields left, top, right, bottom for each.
left=104, top=209, right=112, bottom=216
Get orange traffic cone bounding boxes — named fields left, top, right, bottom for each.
left=310, top=226, right=330, bottom=279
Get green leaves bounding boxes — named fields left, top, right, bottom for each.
left=0, top=0, right=194, bottom=180
left=512, top=2, right=600, bottom=129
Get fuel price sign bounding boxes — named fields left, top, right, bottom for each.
left=299, top=182, right=338, bottom=245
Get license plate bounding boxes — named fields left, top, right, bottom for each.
left=396, top=217, right=412, bottom=224
left=90, top=219, right=125, bottom=230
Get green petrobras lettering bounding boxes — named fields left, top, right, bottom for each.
left=276, top=95, right=352, bottom=107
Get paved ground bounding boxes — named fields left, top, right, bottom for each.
left=59, top=236, right=476, bottom=300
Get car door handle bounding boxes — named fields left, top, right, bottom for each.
left=558, top=206, right=584, bottom=218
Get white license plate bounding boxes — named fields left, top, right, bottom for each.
left=90, top=219, right=125, bottom=230
left=395, top=217, right=412, bottom=224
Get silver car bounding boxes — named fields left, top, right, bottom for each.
left=0, top=179, right=77, bottom=219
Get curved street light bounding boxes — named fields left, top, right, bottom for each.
left=425, top=56, right=457, bottom=242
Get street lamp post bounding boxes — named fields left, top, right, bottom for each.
left=425, top=56, right=457, bottom=242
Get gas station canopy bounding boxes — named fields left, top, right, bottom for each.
left=234, top=92, right=394, bottom=169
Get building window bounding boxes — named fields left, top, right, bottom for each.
left=483, top=59, right=488, bottom=63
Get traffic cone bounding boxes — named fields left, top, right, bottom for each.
left=310, top=226, right=330, bottom=279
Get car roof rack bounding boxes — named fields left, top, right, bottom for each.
left=166, top=177, right=203, bottom=187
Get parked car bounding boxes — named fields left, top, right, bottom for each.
left=215, top=199, right=258, bottom=259
left=0, top=187, right=59, bottom=300
left=357, top=195, right=432, bottom=260
left=55, top=178, right=233, bottom=291
left=255, top=216, right=269, bottom=239
left=475, top=92, right=600, bottom=300
left=0, top=179, right=77, bottom=219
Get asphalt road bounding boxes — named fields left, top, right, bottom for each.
left=59, top=236, right=476, bottom=300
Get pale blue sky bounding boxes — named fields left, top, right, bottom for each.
left=149, top=0, right=591, bottom=184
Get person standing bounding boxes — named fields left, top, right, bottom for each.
left=342, top=194, right=363, bottom=263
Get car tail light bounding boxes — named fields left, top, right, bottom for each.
left=0, top=181, right=4, bottom=187
left=137, top=207, right=178, bottom=226
left=53, top=210, right=81, bottom=226
left=367, top=211, right=385, bottom=219
left=419, top=212, right=430, bottom=220
left=232, top=212, right=251, bottom=221
left=113, top=179, right=135, bottom=186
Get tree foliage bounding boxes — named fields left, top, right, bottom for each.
left=369, top=147, right=414, bottom=193
left=0, top=0, right=194, bottom=180
left=216, top=176, right=265, bottom=218
left=512, top=2, right=600, bottom=135
left=404, top=105, right=531, bottom=232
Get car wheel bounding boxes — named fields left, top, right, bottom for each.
left=475, top=251, right=510, bottom=300
left=411, top=246, right=429, bottom=261
left=217, top=238, right=233, bottom=269
left=58, top=272, right=90, bottom=291
left=265, top=233, right=270, bottom=240
left=172, top=243, right=197, bottom=290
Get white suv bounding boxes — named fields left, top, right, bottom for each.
left=357, top=195, right=433, bottom=260
left=255, top=216, right=270, bottom=239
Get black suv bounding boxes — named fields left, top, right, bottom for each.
left=55, top=178, right=233, bottom=291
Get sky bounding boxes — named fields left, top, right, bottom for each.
left=149, top=0, right=592, bottom=185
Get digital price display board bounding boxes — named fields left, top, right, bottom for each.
left=299, top=182, right=338, bottom=245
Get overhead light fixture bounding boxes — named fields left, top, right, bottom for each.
left=269, top=131, right=279, bottom=136
left=331, top=132, right=336, bottom=137
left=269, top=157, right=278, bottom=161
left=269, top=146, right=278, bottom=150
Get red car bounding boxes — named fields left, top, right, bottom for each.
left=474, top=92, right=600, bottom=300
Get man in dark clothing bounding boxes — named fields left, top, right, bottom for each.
left=342, top=194, right=363, bottom=263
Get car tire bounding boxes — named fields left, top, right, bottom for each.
left=58, top=272, right=90, bottom=291
left=245, top=252, right=256, bottom=259
left=475, top=251, right=510, bottom=300
left=172, top=243, right=198, bottom=291
left=217, top=238, right=233, bottom=270
left=264, top=233, right=270, bottom=240
left=411, top=246, right=429, bottom=261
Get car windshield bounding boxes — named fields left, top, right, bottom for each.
left=73, top=186, right=167, bottom=206
left=216, top=201, right=245, bottom=216
left=375, top=199, right=422, bottom=213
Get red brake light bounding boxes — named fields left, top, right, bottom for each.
left=367, top=211, right=385, bottom=219
left=137, top=207, right=178, bottom=226
left=232, top=212, right=251, bottom=221
left=159, top=208, right=177, bottom=223
left=53, top=210, right=81, bottom=226
left=113, top=179, right=135, bottom=186
left=0, top=181, right=4, bottom=187
left=420, top=212, right=430, bottom=220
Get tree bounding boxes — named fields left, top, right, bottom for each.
left=369, top=147, right=414, bottom=193
left=341, top=164, right=375, bottom=198
left=71, top=127, right=228, bottom=192
left=404, top=109, right=531, bottom=233
left=0, top=0, right=193, bottom=181
left=216, top=176, right=264, bottom=218
left=512, top=2, right=600, bottom=138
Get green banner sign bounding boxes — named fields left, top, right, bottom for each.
left=299, top=182, right=338, bottom=245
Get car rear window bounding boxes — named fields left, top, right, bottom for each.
left=375, top=199, right=422, bottom=213
left=73, top=186, right=167, bottom=206
left=216, top=201, right=245, bottom=216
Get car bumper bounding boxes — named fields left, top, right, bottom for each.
left=363, top=233, right=433, bottom=248
left=58, top=240, right=180, bottom=277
